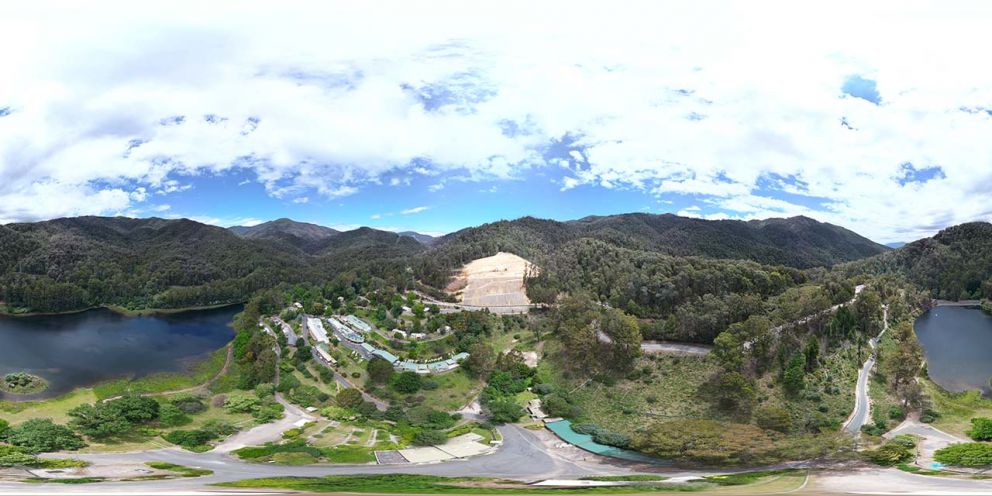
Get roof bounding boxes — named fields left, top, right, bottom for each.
left=452, top=352, right=470, bottom=361
left=344, top=315, right=372, bottom=332
left=315, top=344, right=336, bottom=363
left=329, top=317, right=364, bottom=343
left=359, top=343, right=376, bottom=354
left=372, top=349, right=399, bottom=364
left=307, top=317, right=328, bottom=343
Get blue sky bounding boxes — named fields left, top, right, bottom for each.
left=3, top=1, right=992, bottom=242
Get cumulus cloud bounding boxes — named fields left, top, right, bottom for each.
left=2, top=1, right=992, bottom=240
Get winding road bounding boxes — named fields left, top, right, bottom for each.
left=842, top=304, right=888, bottom=434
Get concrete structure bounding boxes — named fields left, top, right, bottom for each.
left=527, top=399, right=547, bottom=420
left=391, top=329, right=407, bottom=339
left=410, top=332, right=427, bottom=340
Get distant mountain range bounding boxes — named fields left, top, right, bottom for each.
left=885, top=242, right=906, bottom=249
left=428, top=213, right=889, bottom=271
left=0, top=212, right=900, bottom=313
left=230, top=218, right=434, bottom=253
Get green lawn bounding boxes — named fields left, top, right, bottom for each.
left=216, top=472, right=808, bottom=494
left=417, top=369, right=481, bottom=411
left=545, top=352, right=719, bottom=434
left=922, top=378, right=992, bottom=438
left=0, top=388, right=98, bottom=425
left=93, top=345, right=230, bottom=399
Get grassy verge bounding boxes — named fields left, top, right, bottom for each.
left=216, top=472, right=805, bottom=494
left=921, top=377, right=992, bottom=438
left=0, top=388, right=98, bottom=425
left=145, top=461, right=214, bottom=477
left=895, top=463, right=956, bottom=477
left=93, top=345, right=230, bottom=399
left=580, top=475, right=669, bottom=482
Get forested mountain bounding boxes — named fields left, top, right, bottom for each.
left=569, top=213, right=888, bottom=267
left=0, top=217, right=310, bottom=312
left=230, top=218, right=339, bottom=254
left=0, top=212, right=892, bottom=316
left=0, top=217, right=425, bottom=313
left=846, top=221, right=992, bottom=300
left=415, top=214, right=886, bottom=289
left=397, top=231, right=436, bottom=244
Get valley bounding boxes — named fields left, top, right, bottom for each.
left=0, top=213, right=991, bottom=494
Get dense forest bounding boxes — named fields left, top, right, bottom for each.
left=414, top=213, right=887, bottom=288
left=0, top=213, right=930, bottom=317
left=0, top=217, right=423, bottom=313
left=844, top=222, right=992, bottom=300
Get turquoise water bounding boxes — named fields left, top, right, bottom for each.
left=544, top=419, right=666, bottom=464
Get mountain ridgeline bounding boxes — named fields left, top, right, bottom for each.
left=0, top=213, right=892, bottom=316
left=845, top=222, right=992, bottom=301
left=415, top=213, right=888, bottom=287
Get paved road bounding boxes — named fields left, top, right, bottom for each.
left=843, top=304, right=887, bottom=434
left=22, top=425, right=627, bottom=493
left=640, top=341, right=711, bottom=356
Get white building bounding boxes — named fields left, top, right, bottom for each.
left=306, top=317, right=329, bottom=344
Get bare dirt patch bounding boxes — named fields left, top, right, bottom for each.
left=446, top=252, right=536, bottom=308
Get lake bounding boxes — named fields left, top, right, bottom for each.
left=0, top=305, right=241, bottom=401
left=915, top=305, right=992, bottom=394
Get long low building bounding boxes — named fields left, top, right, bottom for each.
left=306, top=317, right=329, bottom=344
left=328, top=316, right=364, bottom=343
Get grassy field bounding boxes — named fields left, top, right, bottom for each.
left=0, top=388, right=98, bottom=425
left=216, top=471, right=808, bottom=494
left=93, top=345, right=230, bottom=399
left=543, top=352, right=718, bottom=434
left=418, top=369, right=481, bottom=411
left=756, top=342, right=860, bottom=431
left=922, top=378, right=992, bottom=437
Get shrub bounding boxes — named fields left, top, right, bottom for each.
left=159, top=404, right=192, bottom=427
left=967, top=417, right=992, bottom=441
left=412, top=429, right=448, bottom=446
left=392, top=372, right=422, bottom=394
left=336, top=388, right=364, bottom=409
left=864, top=435, right=916, bottom=466
left=935, top=442, right=992, bottom=467
left=755, top=406, right=792, bottom=433
left=8, top=419, right=85, bottom=453
left=163, top=429, right=215, bottom=449
left=888, top=406, right=906, bottom=421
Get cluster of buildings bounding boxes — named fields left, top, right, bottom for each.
left=303, top=314, right=469, bottom=375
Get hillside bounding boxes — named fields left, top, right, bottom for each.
left=847, top=221, right=992, bottom=300
left=230, top=218, right=339, bottom=253
left=0, top=217, right=425, bottom=313
left=570, top=213, right=888, bottom=267
left=0, top=216, right=311, bottom=312
left=417, top=214, right=886, bottom=288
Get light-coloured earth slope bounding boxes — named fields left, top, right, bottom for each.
left=448, top=252, right=536, bottom=308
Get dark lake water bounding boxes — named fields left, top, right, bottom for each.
left=0, top=305, right=240, bottom=400
left=915, top=306, right=992, bottom=394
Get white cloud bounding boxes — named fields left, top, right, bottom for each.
left=370, top=213, right=382, bottom=219
left=291, top=196, right=309, bottom=204
left=400, top=206, right=430, bottom=215
left=2, top=1, right=992, bottom=240
left=152, top=204, right=171, bottom=212
left=174, top=215, right=264, bottom=227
